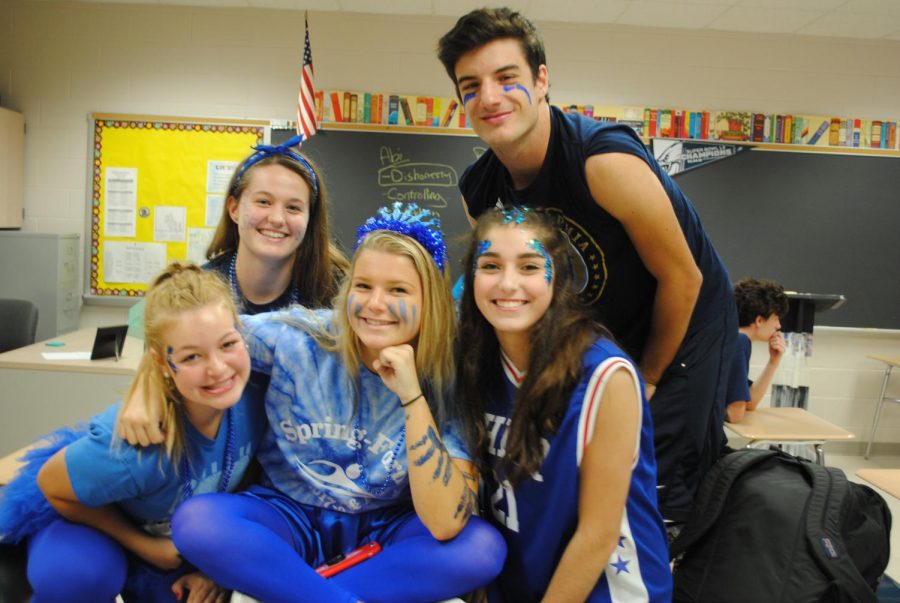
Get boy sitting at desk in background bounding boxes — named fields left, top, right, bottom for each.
left=726, top=278, right=789, bottom=423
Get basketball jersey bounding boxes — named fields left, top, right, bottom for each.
left=483, top=338, right=672, bottom=602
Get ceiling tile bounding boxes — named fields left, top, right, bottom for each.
left=736, top=0, right=844, bottom=9
left=616, top=0, right=731, bottom=28
left=528, top=0, right=630, bottom=23
left=799, top=12, right=900, bottom=38
left=710, top=6, right=822, bottom=33
left=247, top=0, right=340, bottom=9
left=337, top=0, right=431, bottom=15
left=432, top=0, right=532, bottom=18
left=838, top=0, right=900, bottom=18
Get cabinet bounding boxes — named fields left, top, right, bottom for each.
left=0, top=107, right=24, bottom=228
left=0, top=232, right=80, bottom=340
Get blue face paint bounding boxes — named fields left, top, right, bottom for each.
left=387, top=303, right=400, bottom=321
left=462, top=91, right=477, bottom=106
left=348, top=294, right=363, bottom=319
left=474, top=239, right=491, bottom=275
left=411, top=304, right=417, bottom=327
left=528, top=239, right=553, bottom=284
left=503, top=83, right=532, bottom=105
left=166, top=346, right=178, bottom=373
left=397, top=299, right=408, bottom=325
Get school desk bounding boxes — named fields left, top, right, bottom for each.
left=865, top=354, right=900, bottom=459
left=856, top=468, right=900, bottom=500
left=0, top=327, right=141, bottom=456
left=725, top=406, right=855, bottom=465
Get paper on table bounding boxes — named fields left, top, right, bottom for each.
left=42, top=352, right=92, bottom=360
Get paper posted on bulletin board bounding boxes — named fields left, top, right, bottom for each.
left=88, top=114, right=267, bottom=299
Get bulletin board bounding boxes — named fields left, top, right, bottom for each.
left=87, top=113, right=267, bottom=301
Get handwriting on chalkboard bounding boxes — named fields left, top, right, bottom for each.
left=377, top=146, right=459, bottom=208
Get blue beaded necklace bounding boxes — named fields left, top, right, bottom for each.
left=352, top=396, right=406, bottom=497
left=229, top=251, right=299, bottom=312
left=180, top=406, right=236, bottom=501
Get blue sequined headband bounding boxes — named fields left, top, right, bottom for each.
left=355, top=202, right=447, bottom=272
left=233, top=134, right=319, bottom=200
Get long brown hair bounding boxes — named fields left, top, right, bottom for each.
left=207, top=152, right=348, bottom=307
left=456, top=207, right=612, bottom=485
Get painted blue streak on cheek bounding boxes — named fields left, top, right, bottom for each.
left=397, top=300, right=408, bottom=325
left=387, top=303, right=400, bottom=321
left=412, top=305, right=417, bottom=327
left=166, top=346, right=178, bottom=373
left=348, top=294, right=363, bottom=319
left=504, top=83, right=532, bottom=104
left=462, top=92, right=477, bottom=106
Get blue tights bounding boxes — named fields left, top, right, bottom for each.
left=26, top=519, right=184, bottom=603
left=171, top=493, right=506, bottom=603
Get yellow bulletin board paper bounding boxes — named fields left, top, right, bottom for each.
left=89, top=115, right=266, bottom=300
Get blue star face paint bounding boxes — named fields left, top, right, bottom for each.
left=166, top=346, right=178, bottom=373
left=503, top=83, right=532, bottom=105
left=528, top=239, right=553, bottom=284
left=462, top=91, right=477, bottom=107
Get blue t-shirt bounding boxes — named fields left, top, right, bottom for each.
left=484, top=339, right=672, bottom=602
left=242, top=307, right=470, bottom=515
left=65, top=374, right=268, bottom=529
left=725, top=332, right=752, bottom=408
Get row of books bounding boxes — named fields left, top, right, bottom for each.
left=314, top=91, right=468, bottom=128
left=562, top=104, right=899, bottom=150
left=313, top=89, right=899, bottom=151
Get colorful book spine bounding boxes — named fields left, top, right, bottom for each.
left=752, top=113, right=765, bottom=142
left=649, top=109, right=658, bottom=137
left=399, top=97, right=414, bottom=125
left=700, top=111, right=709, bottom=140
left=315, top=91, right=324, bottom=123
left=807, top=120, right=829, bottom=145
left=872, top=120, right=882, bottom=148
left=441, top=99, right=458, bottom=128
left=828, top=118, right=841, bottom=146
left=852, top=119, right=861, bottom=147
left=388, top=95, right=399, bottom=125
left=330, top=92, right=344, bottom=123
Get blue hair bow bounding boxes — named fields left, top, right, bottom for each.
left=233, top=134, right=319, bottom=200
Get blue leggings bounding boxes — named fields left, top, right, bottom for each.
left=26, top=519, right=186, bottom=603
left=171, top=492, right=506, bottom=603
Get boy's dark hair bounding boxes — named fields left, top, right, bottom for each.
left=437, top=7, right=549, bottom=100
left=734, top=277, right=789, bottom=327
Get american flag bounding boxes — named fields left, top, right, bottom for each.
left=296, top=13, right=318, bottom=140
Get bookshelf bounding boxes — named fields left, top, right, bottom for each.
left=311, top=89, right=900, bottom=156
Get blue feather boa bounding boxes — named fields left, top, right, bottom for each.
left=0, top=426, right=87, bottom=543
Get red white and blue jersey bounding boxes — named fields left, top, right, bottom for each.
left=484, top=338, right=672, bottom=602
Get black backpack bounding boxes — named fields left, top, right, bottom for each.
left=670, top=449, right=892, bottom=603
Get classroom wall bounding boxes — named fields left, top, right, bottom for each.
left=1, top=1, right=899, bottom=445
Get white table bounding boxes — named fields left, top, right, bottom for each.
left=0, top=328, right=141, bottom=455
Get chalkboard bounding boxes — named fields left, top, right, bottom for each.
left=273, top=126, right=484, bottom=277
left=674, top=149, right=900, bottom=329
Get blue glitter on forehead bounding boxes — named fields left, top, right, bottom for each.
left=528, top=239, right=553, bottom=284
left=500, top=206, right=530, bottom=225
left=476, top=240, right=491, bottom=257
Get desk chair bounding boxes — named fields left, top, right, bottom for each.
left=0, top=299, right=38, bottom=353
left=865, top=355, right=900, bottom=459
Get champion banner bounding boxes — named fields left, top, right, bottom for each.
left=652, top=139, right=752, bottom=176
